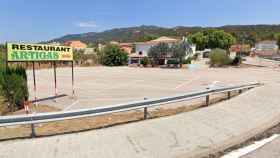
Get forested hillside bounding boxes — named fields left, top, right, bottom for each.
left=50, top=25, right=280, bottom=46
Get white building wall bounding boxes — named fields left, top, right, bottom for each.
left=135, top=43, right=154, bottom=56
left=255, top=43, right=279, bottom=51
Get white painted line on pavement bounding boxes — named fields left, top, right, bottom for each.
left=221, top=134, right=279, bottom=158
left=64, top=100, right=79, bottom=111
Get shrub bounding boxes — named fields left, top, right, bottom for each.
left=192, top=53, right=199, bottom=60
left=182, top=57, right=192, bottom=64
left=99, top=44, right=128, bottom=66
left=209, top=48, right=232, bottom=67
left=0, top=48, right=28, bottom=112
left=232, top=56, right=242, bottom=66
left=167, top=59, right=179, bottom=65
left=0, top=66, right=29, bottom=112
left=140, top=57, right=150, bottom=67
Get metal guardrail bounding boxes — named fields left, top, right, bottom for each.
left=0, top=82, right=261, bottom=129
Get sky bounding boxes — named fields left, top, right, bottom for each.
left=1, top=0, right=280, bottom=43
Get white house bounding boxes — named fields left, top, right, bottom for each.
left=135, top=36, right=179, bottom=56
left=253, top=40, right=279, bottom=57
left=255, top=40, right=278, bottom=51
left=129, top=36, right=196, bottom=65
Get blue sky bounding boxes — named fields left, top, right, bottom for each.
left=1, top=0, right=280, bottom=43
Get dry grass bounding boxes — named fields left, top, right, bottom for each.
left=0, top=96, right=9, bottom=115
left=0, top=91, right=241, bottom=141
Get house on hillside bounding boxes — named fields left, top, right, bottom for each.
left=252, top=41, right=279, bottom=57
left=120, top=43, right=133, bottom=54
left=134, top=36, right=179, bottom=57
left=64, top=40, right=87, bottom=50
left=129, top=36, right=196, bottom=65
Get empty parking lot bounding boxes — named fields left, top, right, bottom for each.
left=27, top=65, right=280, bottom=110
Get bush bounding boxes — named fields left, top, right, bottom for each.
left=182, top=58, right=192, bottom=64
left=0, top=47, right=28, bottom=112
left=192, top=53, right=199, bottom=60
left=167, top=59, right=179, bottom=65
left=0, top=66, right=29, bottom=112
left=140, top=57, right=150, bottom=67
left=99, top=44, right=128, bottom=66
left=232, top=56, right=242, bottom=66
left=209, top=48, right=232, bottom=67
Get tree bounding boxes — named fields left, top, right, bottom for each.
left=188, top=32, right=207, bottom=50
left=148, top=42, right=170, bottom=65
left=73, top=49, right=84, bottom=64
left=275, top=33, right=280, bottom=47
left=189, top=30, right=236, bottom=50
left=170, top=42, right=190, bottom=67
left=207, top=30, right=236, bottom=50
left=98, top=44, right=128, bottom=66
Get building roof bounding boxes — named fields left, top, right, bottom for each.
left=120, top=43, right=133, bottom=46
left=256, top=40, right=277, bottom=44
left=135, top=36, right=179, bottom=45
left=149, top=36, right=179, bottom=43
left=65, top=40, right=85, bottom=44
left=64, top=40, right=87, bottom=49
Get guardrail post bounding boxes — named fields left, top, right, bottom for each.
left=227, top=91, right=231, bottom=99
left=30, top=124, right=36, bottom=138
left=144, top=98, right=148, bottom=119
left=144, top=107, right=148, bottom=119
left=206, top=95, right=210, bottom=106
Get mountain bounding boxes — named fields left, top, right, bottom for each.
left=49, top=24, right=280, bottom=45
left=50, top=25, right=179, bottom=44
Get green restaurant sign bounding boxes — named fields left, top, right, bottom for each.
left=7, top=43, right=73, bottom=61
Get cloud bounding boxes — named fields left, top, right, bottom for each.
left=76, top=21, right=98, bottom=28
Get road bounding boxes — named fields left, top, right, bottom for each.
left=241, top=137, right=280, bottom=158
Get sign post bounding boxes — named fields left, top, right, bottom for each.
left=7, top=43, right=74, bottom=107
left=32, top=61, right=38, bottom=107
left=53, top=61, right=57, bottom=97
left=72, top=61, right=75, bottom=97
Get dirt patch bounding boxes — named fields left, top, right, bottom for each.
left=0, top=91, right=241, bottom=141
left=0, top=96, right=9, bottom=115
left=237, top=63, right=260, bottom=68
